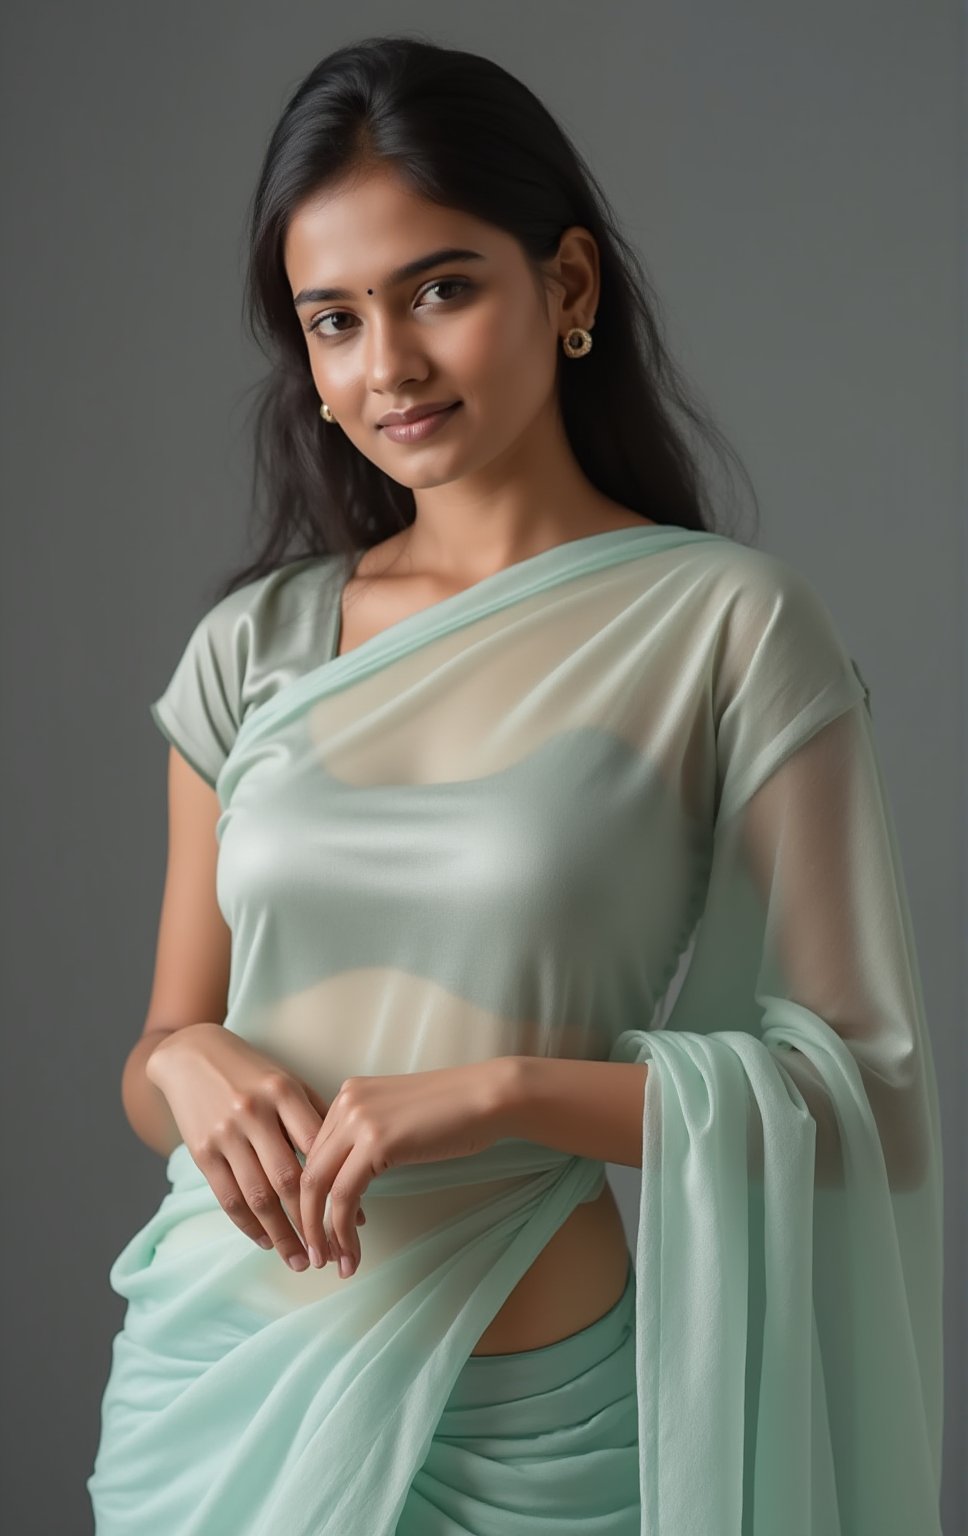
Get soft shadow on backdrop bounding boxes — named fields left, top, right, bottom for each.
left=0, top=4, right=962, bottom=1533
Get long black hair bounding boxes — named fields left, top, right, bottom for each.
left=213, top=33, right=758, bottom=603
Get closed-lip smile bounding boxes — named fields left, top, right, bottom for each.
left=377, top=400, right=459, bottom=427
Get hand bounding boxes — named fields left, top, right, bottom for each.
left=299, top=1061, right=509, bottom=1277
left=145, top=1023, right=364, bottom=1271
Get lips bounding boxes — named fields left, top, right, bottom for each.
left=377, top=400, right=460, bottom=428
left=377, top=402, right=463, bottom=443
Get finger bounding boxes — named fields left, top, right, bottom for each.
left=301, top=1084, right=331, bottom=1127
left=295, top=1098, right=337, bottom=1258
left=302, top=1164, right=338, bottom=1266
left=223, top=1136, right=311, bottom=1272
left=199, top=1148, right=278, bottom=1250
left=300, top=1140, right=348, bottom=1268
left=265, top=1081, right=329, bottom=1251
left=327, top=1156, right=372, bottom=1274
left=246, top=1122, right=322, bottom=1262
left=282, top=1084, right=329, bottom=1157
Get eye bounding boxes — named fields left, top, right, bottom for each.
left=306, top=277, right=472, bottom=340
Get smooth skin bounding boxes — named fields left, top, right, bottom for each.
left=133, top=160, right=648, bottom=1349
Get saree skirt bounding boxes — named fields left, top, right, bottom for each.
left=88, top=1211, right=639, bottom=1535
left=397, top=1257, right=640, bottom=1535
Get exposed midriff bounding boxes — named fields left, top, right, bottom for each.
left=468, top=1178, right=631, bottom=1355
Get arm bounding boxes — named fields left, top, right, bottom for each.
left=734, top=699, right=933, bottom=1191
left=124, top=746, right=231, bottom=1158
left=489, top=1056, right=649, bottom=1168
left=488, top=702, right=932, bottom=1191
left=122, top=1028, right=185, bottom=1159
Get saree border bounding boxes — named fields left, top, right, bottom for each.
left=216, top=523, right=722, bottom=804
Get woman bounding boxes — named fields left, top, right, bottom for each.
left=87, top=34, right=944, bottom=1536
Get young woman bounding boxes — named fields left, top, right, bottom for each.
left=87, top=34, right=944, bottom=1536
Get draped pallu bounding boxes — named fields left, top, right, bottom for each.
left=88, top=525, right=944, bottom=1535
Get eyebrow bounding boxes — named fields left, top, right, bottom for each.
left=292, top=247, right=486, bottom=306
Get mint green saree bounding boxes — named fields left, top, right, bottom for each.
left=88, top=524, right=944, bottom=1535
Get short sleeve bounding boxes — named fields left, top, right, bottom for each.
left=149, top=592, right=249, bottom=788
left=712, top=554, right=869, bottom=822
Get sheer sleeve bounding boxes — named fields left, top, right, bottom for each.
left=609, top=560, right=944, bottom=1535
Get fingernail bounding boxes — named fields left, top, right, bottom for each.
left=287, top=1251, right=309, bottom=1272
left=255, top=1235, right=273, bottom=1249
left=339, top=1253, right=354, bottom=1279
left=308, top=1244, right=323, bottom=1268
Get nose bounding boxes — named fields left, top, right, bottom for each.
left=363, top=313, right=429, bottom=393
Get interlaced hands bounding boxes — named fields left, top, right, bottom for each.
left=146, top=1023, right=505, bottom=1277
left=297, top=1062, right=507, bottom=1276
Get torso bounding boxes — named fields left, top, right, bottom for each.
left=337, top=507, right=652, bottom=1355
left=469, top=1181, right=632, bottom=1354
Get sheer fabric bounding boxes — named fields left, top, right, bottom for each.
left=88, top=524, right=943, bottom=1535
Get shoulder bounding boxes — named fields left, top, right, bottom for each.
left=186, top=553, right=344, bottom=657
left=149, top=553, right=346, bottom=787
left=677, top=534, right=831, bottom=615
left=675, top=536, right=855, bottom=679
left=176, top=553, right=350, bottom=706
left=693, top=541, right=870, bottom=815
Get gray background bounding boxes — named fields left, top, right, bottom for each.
left=1, top=3, right=963, bottom=1531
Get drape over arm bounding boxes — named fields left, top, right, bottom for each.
left=611, top=572, right=943, bottom=1535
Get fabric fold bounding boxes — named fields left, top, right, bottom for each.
left=90, top=525, right=943, bottom=1535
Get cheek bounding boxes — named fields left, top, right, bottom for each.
left=446, top=302, right=548, bottom=397
left=305, top=349, right=330, bottom=398
left=309, top=351, right=364, bottom=419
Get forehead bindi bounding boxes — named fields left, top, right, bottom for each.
left=291, top=246, right=488, bottom=307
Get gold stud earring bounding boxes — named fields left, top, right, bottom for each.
left=562, top=326, right=593, bottom=357
left=319, top=401, right=335, bottom=422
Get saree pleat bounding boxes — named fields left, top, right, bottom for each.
left=89, top=524, right=943, bottom=1534
left=397, top=1261, right=639, bottom=1536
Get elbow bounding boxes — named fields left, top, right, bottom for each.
left=779, top=1049, right=931, bottom=1193
left=865, top=1071, right=933, bottom=1192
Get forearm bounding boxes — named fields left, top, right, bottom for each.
left=120, top=1028, right=193, bottom=1159
left=491, top=1056, right=648, bottom=1168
